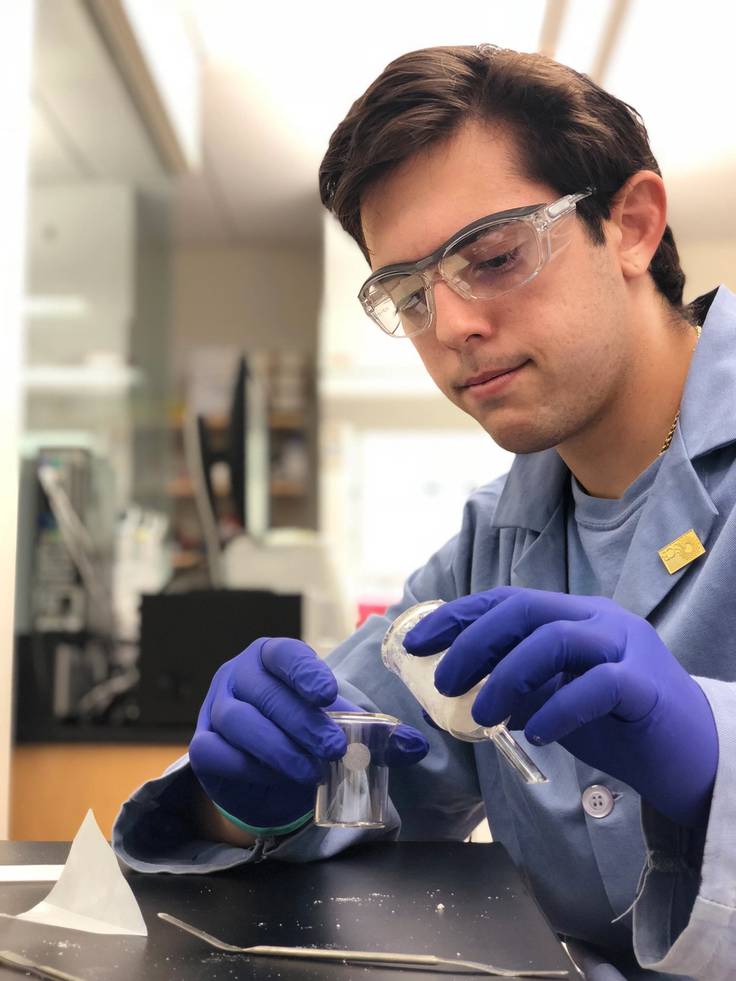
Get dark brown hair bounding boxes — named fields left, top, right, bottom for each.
left=319, top=44, right=686, bottom=310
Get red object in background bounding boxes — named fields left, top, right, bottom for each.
left=356, top=599, right=394, bottom=628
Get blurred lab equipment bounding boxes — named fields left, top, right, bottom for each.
left=136, top=589, right=300, bottom=728
left=182, top=355, right=268, bottom=586
left=382, top=601, right=547, bottom=784
left=13, top=441, right=134, bottom=731
left=183, top=354, right=353, bottom=658
left=15, top=441, right=115, bottom=638
left=112, top=506, right=170, bottom=643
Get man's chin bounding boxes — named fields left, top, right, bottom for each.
left=482, top=421, right=563, bottom=455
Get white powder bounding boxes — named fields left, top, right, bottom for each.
left=392, top=647, right=485, bottom=738
left=382, top=600, right=487, bottom=739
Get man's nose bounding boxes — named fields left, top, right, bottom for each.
left=431, top=279, right=497, bottom=348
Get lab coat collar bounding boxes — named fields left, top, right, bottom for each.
left=492, top=448, right=569, bottom=534
left=678, top=285, right=735, bottom=460
left=492, top=285, right=732, bottom=534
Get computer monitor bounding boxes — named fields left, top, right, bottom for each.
left=228, top=356, right=247, bottom=528
left=183, top=410, right=222, bottom=585
left=184, top=354, right=269, bottom=585
left=228, top=354, right=269, bottom=536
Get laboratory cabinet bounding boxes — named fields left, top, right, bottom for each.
left=10, top=743, right=186, bottom=841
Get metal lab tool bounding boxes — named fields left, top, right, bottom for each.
left=0, top=950, right=87, bottom=981
left=381, top=601, right=547, bottom=783
left=158, top=911, right=568, bottom=977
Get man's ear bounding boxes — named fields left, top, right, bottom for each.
left=608, top=170, right=667, bottom=281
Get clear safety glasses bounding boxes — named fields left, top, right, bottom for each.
left=358, top=190, right=593, bottom=338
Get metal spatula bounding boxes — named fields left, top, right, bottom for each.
left=158, top=911, right=569, bottom=977
left=0, top=950, right=87, bottom=981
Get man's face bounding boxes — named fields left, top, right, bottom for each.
left=360, top=121, right=632, bottom=455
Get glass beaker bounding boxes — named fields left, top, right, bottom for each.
left=381, top=601, right=547, bottom=784
left=314, top=711, right=398, bottom=827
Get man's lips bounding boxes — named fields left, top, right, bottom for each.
left=459, top=361, right=529, bottom=389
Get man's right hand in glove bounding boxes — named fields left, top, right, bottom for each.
left=189, top=636, right=429, bottom=844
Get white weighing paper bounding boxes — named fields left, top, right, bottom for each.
left=0, top=866, right=63, bottom=882
left=3, top=810, right=147, bottom=936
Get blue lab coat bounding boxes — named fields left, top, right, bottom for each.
left=115, top=286, right=736, bottom=980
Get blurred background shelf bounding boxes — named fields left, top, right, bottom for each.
left=163, top=352, right=318, bottom=573
left=166, top=474, right=308, bottom=500
left=22, top=363, right=143, bottom=392
left=270, top=479, right=308, bottom=498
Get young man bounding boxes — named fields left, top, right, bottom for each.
left=115, top=46, right=736, bottom=979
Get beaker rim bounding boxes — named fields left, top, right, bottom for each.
left=326, top=710, right=399, bottom=726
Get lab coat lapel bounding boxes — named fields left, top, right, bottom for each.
left=611, top=426, right=718, bottom=619
left=493, top=449, right=570, bottom=593
left=509, top=498, right=569, bottom=592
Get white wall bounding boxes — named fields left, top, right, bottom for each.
left=680, top=239, right=736, bottom=302
left=171, top=244, right=322, bottom=379
left=25, top=184, right=135, bottom=365
left=0, top=2, right=34, bottom=839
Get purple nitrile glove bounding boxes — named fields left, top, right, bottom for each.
left=189, top=636, right=429, bottom=831
left=404, top=587, right=718, bottom=828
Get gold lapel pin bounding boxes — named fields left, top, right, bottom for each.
left=658, top=529, right=706, bottom=575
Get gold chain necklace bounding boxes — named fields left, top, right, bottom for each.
left=658, top=322, right=702, bottom=456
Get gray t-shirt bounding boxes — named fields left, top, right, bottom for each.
left=567, top=455, right=663, bottom=598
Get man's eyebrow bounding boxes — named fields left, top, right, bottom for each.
left=368, top=245, right=425, bottom=274
left=368, top=200, right=544, bottom=275
left=373, top=227, right=456, bottom=272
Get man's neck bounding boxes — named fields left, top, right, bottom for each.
left=557, top=307, right=699, bottom=500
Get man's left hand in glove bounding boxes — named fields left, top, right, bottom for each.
left=405, top=586, right=718, bottom=828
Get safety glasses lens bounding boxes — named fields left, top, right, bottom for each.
left=441, top=220, right=541, bottom=298
left=364, top=271, right=430, bottom=337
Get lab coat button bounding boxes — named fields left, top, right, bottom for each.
left=582, top=784, right=614, bottom=819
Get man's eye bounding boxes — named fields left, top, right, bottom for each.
left=474, top=246, right=521, bottom=274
